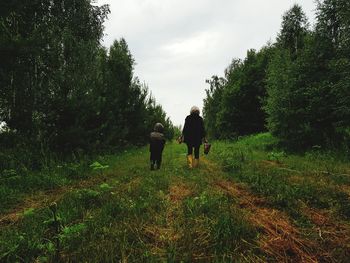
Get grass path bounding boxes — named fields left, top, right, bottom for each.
left=1, top=138, right=350, bottom=262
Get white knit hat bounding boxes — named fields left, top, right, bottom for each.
left=190, top=106, right=200, bottom=115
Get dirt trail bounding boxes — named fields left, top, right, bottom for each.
left=0, top=172, right=111, bottom=226
left=143, top=181, right=192, bottom=257
left=201, top=158, right=319, bottom=262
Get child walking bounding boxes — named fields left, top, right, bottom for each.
left=149, top=123, right=166, bottom=170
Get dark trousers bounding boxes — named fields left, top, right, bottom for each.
left=150, top=151, right=162, bottom=169
left=187, top=144, right=200, bottom=159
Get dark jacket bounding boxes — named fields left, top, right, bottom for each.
left=182, top=114, right=206, bottom=146
left=149, top=131, right=166, bottom=154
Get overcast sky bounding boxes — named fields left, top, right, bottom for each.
left=96, top=0, right=316, bottom=126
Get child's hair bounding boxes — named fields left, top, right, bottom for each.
left=154, top=123, right=164, bottom=133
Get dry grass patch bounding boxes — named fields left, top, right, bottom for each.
left=216, top=180, right=318, bottom=262
left=301, top=204, right=350, bottom=260
left=141, top=182, right=193, bottom=258
left=169, top=183, right=192, bottom=202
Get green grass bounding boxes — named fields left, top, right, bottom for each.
left=0, top=149, right=141, bottom=214
left=1, top=134, right=349, bottom=262
left=208, top=133, right=350, bottom=219
left=208, top=134, right=350, bottom=262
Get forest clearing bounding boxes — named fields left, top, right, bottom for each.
left=1, top=0, right=350, bottom=262
left=1, top=134, right=349, bottom=262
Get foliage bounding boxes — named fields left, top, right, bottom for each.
left=203, top=1, right=350, bottom=152
left=203, top=46, right=273, bottom=139
left=265, top=2, right=350, bottom=149
left=0, top=1, right=174, bottom=172
left=90, top=161, right=109, bottom=170
left=203, top=75, right=226, bottom=139
left=276, top=4, right=309, bottom=56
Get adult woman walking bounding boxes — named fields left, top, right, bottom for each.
left=182, top=106, right=206, bottom=168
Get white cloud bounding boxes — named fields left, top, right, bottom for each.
left=162, top=31, right=220, bottom=57
left=97, top=0, right=316, bottom=125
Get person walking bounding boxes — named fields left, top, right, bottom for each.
left=182, top=106, right=206, bottom=168
left=149, top=123, right=166, bottom=170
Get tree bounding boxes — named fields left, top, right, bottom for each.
left=203, top=46, right=273, bottom=139
left=277, top=4, right=309, bottom=57
left=0, top=0, right=110, bottom=150
left=0, top=1, right=174, bottom=169
left=203, top=75, right=226, bottom=139
left=265, top=1, right=350, bottom=149
left=315, top=0, right=350, bottom=147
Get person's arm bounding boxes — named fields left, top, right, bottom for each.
left=181, top=117, right=188, bottom=142
left=182, top=118, right=187, bottom=136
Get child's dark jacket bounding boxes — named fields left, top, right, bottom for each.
left=149, top=132, right=166, bottom=155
